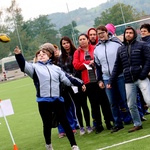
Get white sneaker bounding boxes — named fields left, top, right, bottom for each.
left=72, top=145, right=80, bottom=150
left=86, top=126, right=93, bottom=134
left=80, top=127, right=86, bottom=135
left=45, top=144, right=54, bottom=150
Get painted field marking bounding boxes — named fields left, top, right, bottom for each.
left=97, top=134, right=150, bottom=150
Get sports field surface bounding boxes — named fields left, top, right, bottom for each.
left=0, top=77, right=150, bottom=150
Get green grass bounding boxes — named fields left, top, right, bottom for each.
left=0, top=77, right=150, bottom=150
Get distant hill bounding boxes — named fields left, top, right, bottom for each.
left=48, top=0, right=150, bottom=32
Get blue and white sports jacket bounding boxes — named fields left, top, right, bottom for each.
left=15, top=54, right=83, bottom=102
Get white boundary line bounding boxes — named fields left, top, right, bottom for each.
left=97, top=134, right=150, bottom=150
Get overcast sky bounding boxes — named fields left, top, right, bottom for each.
left=0, top=0, right=107, bottom=20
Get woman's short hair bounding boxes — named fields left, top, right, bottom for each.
left=35, top=49, right=51, bottom=58
left=140, top=23, right=150, bottom=33
left=36, top=43, right=55, bottom=60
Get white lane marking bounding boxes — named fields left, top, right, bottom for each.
left=97, top=134, right=150, bottom=150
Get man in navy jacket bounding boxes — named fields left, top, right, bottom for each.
left=107, top=26, right=150, bottom=133
left=140, top=23, right=150, bottom=47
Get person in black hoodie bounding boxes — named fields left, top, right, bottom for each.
left=140, top=23, right=150, bottom=47
left=139, top=23, right=150, bottom=115
left=107, top=26, right=150, bottom=133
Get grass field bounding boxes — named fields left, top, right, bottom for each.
left=0, top=77, right=150, bottom=150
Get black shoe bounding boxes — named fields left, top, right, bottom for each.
left=141, top=117, right=147, bottom=121
left=106, top=123, right=113, bottom=130
left=145, top=111, right=150, bottom=115
left=95, top=125, right=104, bottom=134
left=76, top=126, right=80, bottom=129
left=124, top=120, right=133, bottom=125
left=111, top=126, right=124, bottom=133
left=128, top=126, right=143, bottom=133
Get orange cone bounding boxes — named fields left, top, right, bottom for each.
left=14, top=144, right=18, bottom=150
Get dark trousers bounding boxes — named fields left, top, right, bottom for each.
left=74, top=91, right=90, bottom=127
left=62, top=87, right=77, bottom=130
left=86, top=82, right=112, bottom=127
left=98, top=88, right=113, bottom=124
left=64, top=87, right=90, bottom=128
left=38, top=100, right=76, bottom=146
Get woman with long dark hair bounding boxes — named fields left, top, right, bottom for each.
left=58, top=36, right=92, bottom=136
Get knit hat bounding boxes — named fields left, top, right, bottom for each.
left=105, top=23, right=116, bottom=34
left=0, top=33, right=10, bottom=43
left=38, top=43, right=55, bottom=61
left=40, top=43, right=55, bottom=54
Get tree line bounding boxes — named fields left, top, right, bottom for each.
left=0, top=0, right=146, bottom=60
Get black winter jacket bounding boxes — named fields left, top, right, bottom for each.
left=109, top=27, right=150, bottom=84
left=142, top=35, right=150, bottom=47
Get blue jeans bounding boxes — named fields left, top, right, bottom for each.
left=137, top=91, right=144, bottom=118
left=58, top=105, right=76, bottom=133
left=125, top=78, right=150, bottom=126
left=104, top=76, right=127, bottom=127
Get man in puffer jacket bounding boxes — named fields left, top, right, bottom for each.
left=107, top=26, right=150, bottom=133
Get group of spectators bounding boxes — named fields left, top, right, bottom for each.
left=13, top=23, right=150, bottom=150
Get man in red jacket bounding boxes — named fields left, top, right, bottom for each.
left=87, top=28, right=113, bottom=131
left=87, top=28, right=98, bottom=46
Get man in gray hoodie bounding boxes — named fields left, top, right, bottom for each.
left=94, top=25, right=129, bottom=133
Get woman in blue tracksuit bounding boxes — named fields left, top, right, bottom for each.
left=14, top=43, right=84, bottom=150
